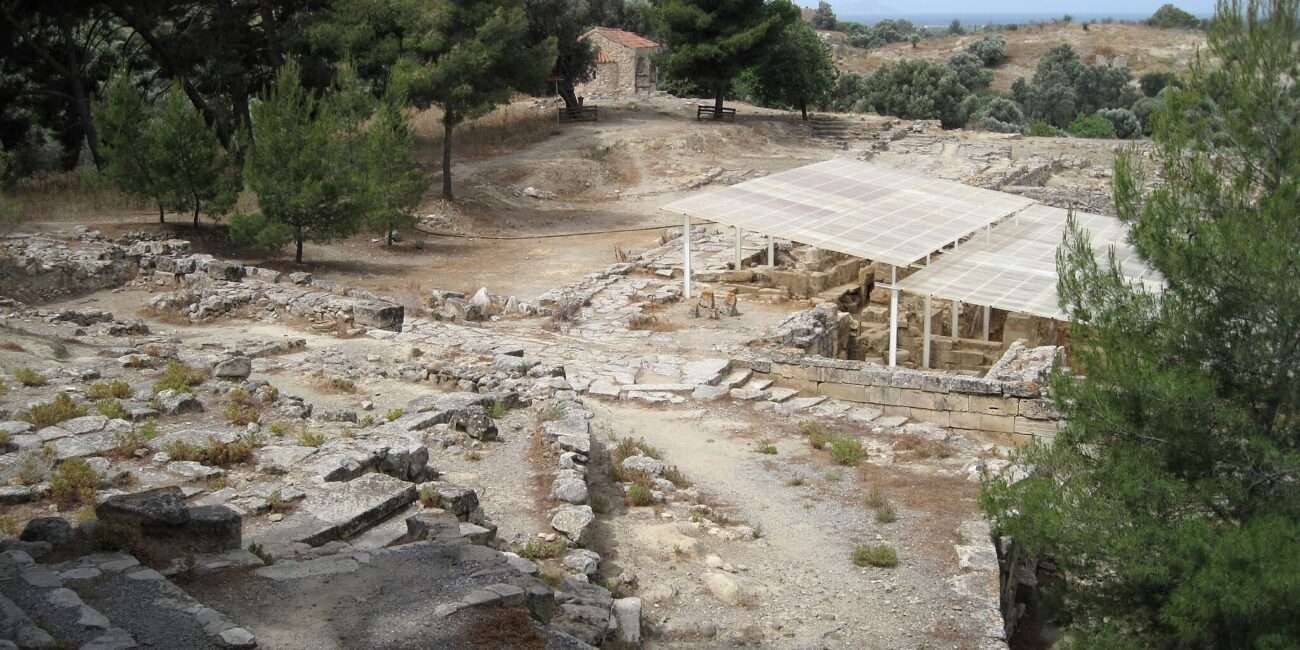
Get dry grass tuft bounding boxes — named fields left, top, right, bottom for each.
left=893, top=435, right=955, bottom=460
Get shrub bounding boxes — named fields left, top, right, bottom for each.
left=166, top=435, right=255, bottom=467
left=112, top=423, right=158, bottom=459
left=0, top=514, right=19, bottom=536
left=0, top=380, right=7, bottom=395
left=486, top=401, right=508, bottom=418
left=96, top=399, right=129, bottom=420
left=1132, top=96, right=1163, bottom=135
left=268, top=421, right=290, bottom=436
left=21, top=393, right=88, bottom=428
left=864, top=485, right=888, bottom=509
left=87, top=380, right=132, bottom=399
left=1097, top=108, right=1142, bottom=139
left=754, top=439, right=777, bottom=455
left=297, top=429, right=326, bottom=447
left=1024, top=120, right=1063, bottom=137
left=518, top=539, right=567, bottom=560
left=164, top=439, right=203, bottom=461
left=830, top=437, right=865, bottom=466
left=419, top=484, right=438, bottom=507
left=613, top=437, right=660, bottom=463
left=203, top=436, right=256, bottom=467
left=893, top=435, right=955, bottom=459
left=1139, top=71, right=1175, bottom=97
left=267, top=489, right=293, bottom=514
left=228, top=212, right=294, bottom=253
left=0, top=430, right=8, bottom=448
left=860, top=59, right=973, bottom=128
left=1147, top=3, right=1202, bottom=29
left=626, top=483, right=654, bottom=507
left=662, top=465, right=691, bottom=488
left=1069, top=113, right=1117, bottom=138
left=15, top=448, right=52, bottom=485
left=153, top=361, right=207, bottom=394
left=852, top=544, right=899, bottom=568
left=318, top=376, right=357, bottom=394
left=800, top=420, right=833, bottom=450
left=967, top=34, right=1008, bottom=66
left=875, top=503, right=899, bottom=523
left=13, top=367, right=46, bottom=387
left=385, top=409, right=404, bottom=422
left=969, top=96, right=1026, bottom=133
left=947, top=53, right=992, bottom=92
left=223, top=389, right=261, bottom=425
left=51, top=458, right=99, bottom=507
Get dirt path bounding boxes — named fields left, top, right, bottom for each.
left=588, top=402, right=989, bottom=649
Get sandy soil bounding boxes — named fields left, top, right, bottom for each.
left=585, top=402, right=990, bottom=649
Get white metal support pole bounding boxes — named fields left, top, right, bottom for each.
left=683, top=215, right=692, bottom=300
left=952, top=300, right=961, bottom=338
left=983, top=305, right=991, bottom=341
left=734, top=226, right=743, bottom=269
left=922, top=294, right=932, bottom=369
left=767, top=236, right=775, bottom=266
left=888, top=265, right=898, bottom=368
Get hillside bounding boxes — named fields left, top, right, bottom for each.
left=825, top=22, right=1206, bottom=92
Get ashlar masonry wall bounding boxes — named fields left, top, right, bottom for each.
left=736, top=346, right=1064, bottom=441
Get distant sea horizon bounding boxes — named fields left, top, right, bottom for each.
left=837, top=12, right=1203, bottom=28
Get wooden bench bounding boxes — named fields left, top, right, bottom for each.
left=557, top=106, right=598, bottom=123
left=696, top=105, right=737, bottom=121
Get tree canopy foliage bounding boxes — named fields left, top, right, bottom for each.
left=391, top=0, right=555, bottom=199
left=982, top=1, right=1300, bottom=646
left=1148, top=3, right=1204, bottom=28
left=657, top=0, right=799, bottom=115
left=811, top=1, right=837, bottom=30
left=739, top=18, right=835, bottom=119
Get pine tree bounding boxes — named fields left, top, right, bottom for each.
left=526, top=0, right=599, bottom=110
left=359, top=100, right=426, bottom=246
left=745, top=19, right=835, bottom=120
left=94, top=71, right=167, bottom=222
left=153, top=85, right=238, bottom=227
left=981, top=1, right=1300, bottom=646
left=656, top=0, right=800, bottom=117
left=243, top=63, right=364, bottom=263
left=391, top=0, right=556, bottom=200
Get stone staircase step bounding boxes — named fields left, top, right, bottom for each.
left=249, top=472, right=418, bottom=555
left=350, top=503, right=422, bottom=550
left=767, top=387, right=799, bottom=403
left=746, top=378, right=773, bottom=391
left=0, top=550, right=135, bottom=649
left=51, top=552, right=255, bottom=649
left=185, top=541, right=557, bottom=650
left=720, top=368, right=752, bottom=389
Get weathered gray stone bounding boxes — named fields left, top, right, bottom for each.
left=691, top=384, right=729, bottom=401
left=432, top=485, right=479, bottom=519
left=550, top=505, right=594, bottom=544
left=166, top=460, right=224, bottom=481
left=213, top=356, right=252, bottom=380
left=20, top=517, right=72, bottom=546
left=404, top=511, right=461, bottom=542
left=252, top=473, right=417, bottom=548
left=451, top=405, right=497, bottom=441
left=551, top=477, right=589, bottom=505
left=155, top=389, right=203, bottom=415
left=185, top=505, right=242, bottom=552
left=613, top=597, right=642, bottom=645
left=0, top=485, right=35, bottom=505
left=621, top=454, right=663, bottom=477
left=255, top=445, right=319, bottom=475
left=563, top=549, right=600, bottom=576
left=60, top=415, right=108, bottom=435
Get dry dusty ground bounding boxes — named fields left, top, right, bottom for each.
left=828, top=22, right=1207, bottom=91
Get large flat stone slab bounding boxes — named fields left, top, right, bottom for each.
left=250, top=474, right=417, bottom=549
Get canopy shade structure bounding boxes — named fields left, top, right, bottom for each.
left=661, top=159, right=1036, bottom=268
left=896, top=204, right=1163, bottom=320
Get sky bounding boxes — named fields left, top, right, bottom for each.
left=806, top=0, right=1215, bottom=16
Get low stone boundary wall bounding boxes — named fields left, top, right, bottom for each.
left=736, top=344, right=1064, bottom=441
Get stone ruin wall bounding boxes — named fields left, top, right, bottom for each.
left=0, top=235, right=137, bottom=304
left=0, top=233, right=405, bottom=332
left=736, top=342, right=1064, bottom=443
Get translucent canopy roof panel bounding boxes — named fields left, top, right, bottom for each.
left=896, top=204, right=1163, bottom=320
left=661, top=159, right=1036, bottom=268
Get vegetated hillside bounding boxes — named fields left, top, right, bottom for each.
left=826, top=22, right=1205, bottom=92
